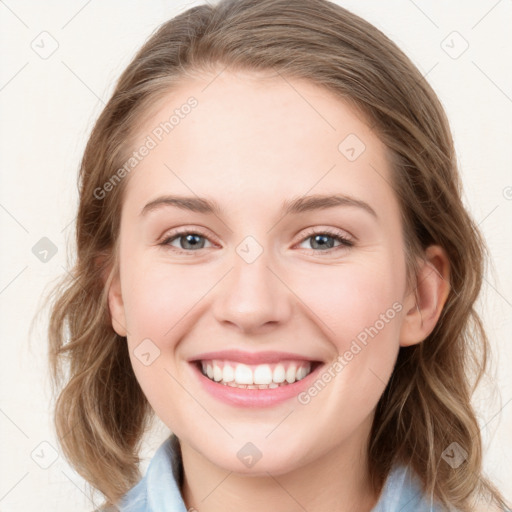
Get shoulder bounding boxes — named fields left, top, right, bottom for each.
left=376, top=464, right=510, bottom=512
left=373, top=464, right=444, bottom=511
left=113, top=434, right=187, bottom=512
left=115, top=476, right=148, bottom=511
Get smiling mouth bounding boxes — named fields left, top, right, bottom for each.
left=195, top=359, right=322, bottom=389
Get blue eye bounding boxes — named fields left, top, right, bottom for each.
left=161, top=231, right=213, bottom=252
left=159, top=227, right=353, bottom=255
left=298, top=228, right=354, bottom=253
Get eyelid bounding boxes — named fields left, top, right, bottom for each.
left=158, top=225, right=355, bottom=254
left=295, top=226, right=354, bottom=244
left=158, top=226, right=220, bottom=246
left=292, top=226, right=354, bottom=254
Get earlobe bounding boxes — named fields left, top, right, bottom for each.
left=399, top=245, right=450, bottom=347
left=107, top=270, right=128, bottom=337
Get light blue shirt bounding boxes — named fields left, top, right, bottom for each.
left=107, top=434, right=492, bottom=512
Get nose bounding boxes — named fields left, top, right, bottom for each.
left=211, top=248, right=293, bottom=334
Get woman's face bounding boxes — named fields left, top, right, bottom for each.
left=109, top=69, right=415, bottom=475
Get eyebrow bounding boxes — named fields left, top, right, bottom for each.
left=139, top=193, right=378, bottom=219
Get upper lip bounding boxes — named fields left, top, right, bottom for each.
left=189, top=349, right=321, bottom=365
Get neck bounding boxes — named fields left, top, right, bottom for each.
left=179, top=420, right=379, bottom=512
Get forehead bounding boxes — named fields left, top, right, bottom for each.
left=123, top=70, right=396, bottom=219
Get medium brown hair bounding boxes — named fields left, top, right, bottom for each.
left=45, top=0, right=510, bottom=509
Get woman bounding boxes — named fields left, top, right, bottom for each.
left=47, top=0, right=511, bottom=510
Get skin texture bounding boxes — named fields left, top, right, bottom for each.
left=108, top=70, right=450, bottom=512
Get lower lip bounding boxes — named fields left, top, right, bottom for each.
left=190, top=361, right=324, bottom=407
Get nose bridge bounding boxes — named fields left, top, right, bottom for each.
left=212, top=236, right=291, bottom=332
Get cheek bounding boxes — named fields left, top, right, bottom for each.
left=122, top=256, right=209, bottom=342
left=293, top=258, right=404, bottom=402
left=120, top=255, right=207, bottom=420
left=295, top=259, right=403, bottom=347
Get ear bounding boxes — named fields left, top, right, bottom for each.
left=101, top=256, right=128, bottom=338
left=399, top=245, right=450, bottom=347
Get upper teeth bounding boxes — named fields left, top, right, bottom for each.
left=201, top=360, right=312, bottom=385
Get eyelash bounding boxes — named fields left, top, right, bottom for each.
left=159, top=227, right=354, bottom=255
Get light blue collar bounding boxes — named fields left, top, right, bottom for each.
left=116, top=434, right=448, bottom=512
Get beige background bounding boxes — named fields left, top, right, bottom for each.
left=0, top=0, right=510, bottom=509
